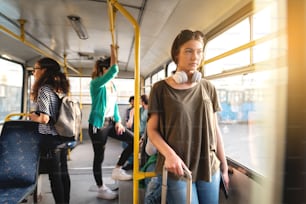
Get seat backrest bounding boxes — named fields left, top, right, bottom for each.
left=0, top=120, right=41, bottom=188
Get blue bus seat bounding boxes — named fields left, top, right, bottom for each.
left=0, top=120, right=41, bottom=203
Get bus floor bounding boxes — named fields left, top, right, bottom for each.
left=34, top=131, right=127, bottom=204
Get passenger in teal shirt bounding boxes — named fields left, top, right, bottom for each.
left=88, top=60, right=121, bottom=128
left=88, top=45, right=134, bottom=200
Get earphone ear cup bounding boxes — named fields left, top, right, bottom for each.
left=173, top=71, right=202, bottom=83
left=191, top=71, right=202, bottom=82
left=172, top=71, right=188, bottom=83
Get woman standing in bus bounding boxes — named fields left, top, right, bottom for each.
left=88, top=44, right=134, bottom=200
left=29, top=57, right=71, bottom=204
left=147, top=29, right=229, bottom=204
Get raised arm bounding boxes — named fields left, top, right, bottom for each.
left=110, top=44, right=118, bottom=66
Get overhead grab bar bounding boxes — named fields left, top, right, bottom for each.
left=107, top=1, right=117, bottom=46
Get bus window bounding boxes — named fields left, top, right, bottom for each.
left=211, top=70, right=280, bottom=176
left=113, top=78, right=135, bottom=104
left=69, top=77, right=91, bottom=104
left=144, top=77, right=151, bottom=95
left=69, top=77, right=135, bottom=105
left=204, top=18, right=250, bottom=65
left=151, top=69, right=165, bottom=85
left=0, top=58, right=23, bottom=123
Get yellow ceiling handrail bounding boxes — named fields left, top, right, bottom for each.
left=0, top=21, right=80, bottom=75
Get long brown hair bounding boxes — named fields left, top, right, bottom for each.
left=31, top=57, right=70, bottom=101
left=171, top=29, right=205, bottom=64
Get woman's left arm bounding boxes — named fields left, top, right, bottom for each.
left=215, top=113, right=230, bottom=188
left=113, top=103, right=125, bottom=135
left=29, top=112, right=50, bottom=124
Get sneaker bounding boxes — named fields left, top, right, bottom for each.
left=97, top=184, right=118, bottom=200
left=122, top=163, right=133, bottom=171
left=112, top=167, right=133, bottom=180
left=88, top=185, right=99, bottom=192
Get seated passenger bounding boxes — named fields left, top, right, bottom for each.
left=123, top=94, right=149, bottom=170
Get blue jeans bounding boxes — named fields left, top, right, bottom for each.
left=144, top=162, right=161, bottom=204
left=167, top=170, right=220, bottom=204
left=145, top=176, right=162, bottom=204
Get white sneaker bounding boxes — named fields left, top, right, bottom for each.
left=112, top=167, right=133, bottom=180
left=97, top=184, right=118, bottom=200
left=88, top=185, right=99, bottom=192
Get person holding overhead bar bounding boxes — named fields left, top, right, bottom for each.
left=88, top=44, right=134, bottom=200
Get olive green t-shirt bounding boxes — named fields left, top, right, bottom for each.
left=148, top=79, right=221, bottom=182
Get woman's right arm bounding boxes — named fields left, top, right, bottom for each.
left=91, top=45, right=119, bottom=87
left=147, top=113, right=188, bottom=176
left=110, top=44, right=118, bottom=66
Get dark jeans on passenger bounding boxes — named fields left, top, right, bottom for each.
left=88, top=118, right=134, bottom=187
left=40, top=134, right=71, bottom=204
left=144, top=162, right=162, bottom=204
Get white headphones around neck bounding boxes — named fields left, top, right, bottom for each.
left=172, top=70, right=202, bottom=83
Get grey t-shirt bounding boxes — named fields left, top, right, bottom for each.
left=148, top=79, right=221, bottom=182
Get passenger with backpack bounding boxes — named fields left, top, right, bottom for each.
left=29, top=57, right=71, bottom=204
left=88, top=44, right=134, bottom=200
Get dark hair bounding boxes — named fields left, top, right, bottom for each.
left=129, top=96, right=134, bottom=103
left=171, top=29, right=205, bottom=64
left=31, top=57, right=70, bottom=101
left=91, top=57, right=111, bottom=79
left=141, top=94, right=148, bottom=105
left=97, top=57, right=111, bottom=70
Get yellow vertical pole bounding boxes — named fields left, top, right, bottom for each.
left=18, top=19, right=26, bottom=42
left=107, top=0, right=117, bottom=46
left=63, top=53, right=68, bottom=75
left=108, top=1, right=141, bottom=203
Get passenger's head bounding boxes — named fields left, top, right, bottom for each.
left=33, top=57, right=61, bottom=79
left=171, top=29, right=205, bottom=66
left=129, top=96, right=134, bottom=106
left=129, top=96, right=134, bottom=103
left=140, top=94, right=149, bottom=105
left=32, top=57, right=70, bottom=100
left=92, top=57, right=111, bottom=78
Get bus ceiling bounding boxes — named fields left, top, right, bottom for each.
left=0, top=0, right=252, bottom=77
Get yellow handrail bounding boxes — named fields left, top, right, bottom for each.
left=107, top=1, right=117, bottom=45
left=4, top=113, right=30, bottom=122
left=0, top=23, right=80, bottom=75
left=108, top=1, right=156, bottom=203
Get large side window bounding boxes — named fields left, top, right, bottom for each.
left=0, top=58, right=23, bottom=123
left=144, top=77, right=151, bottom=95
left=69, top=77, right=135, bottom=105
left=204, top=1, right=285, bottom=175
left=205, top=19, right=251, bottom=76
